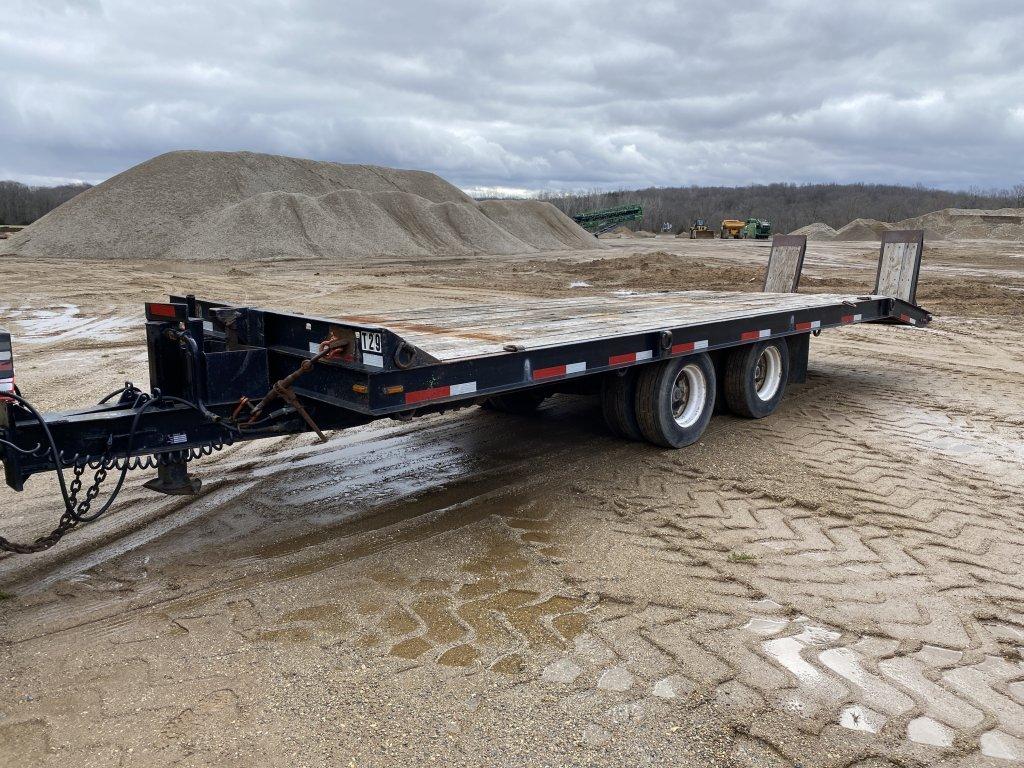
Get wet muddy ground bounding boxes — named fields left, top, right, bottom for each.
left=1, top=238, right=1023, bottom=767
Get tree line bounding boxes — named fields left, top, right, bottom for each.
left=0, top=181, right=92, bottom=226
left=6, top=177, right=1023, bottom=234
left=538, top=183, right=1024, bottom=235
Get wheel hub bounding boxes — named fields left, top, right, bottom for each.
left=754, top=346, right=783, bottom=401
left=671, top=363, right=707, bottom=427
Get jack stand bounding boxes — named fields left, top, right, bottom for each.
left=143, top=461, right=202, bottom=496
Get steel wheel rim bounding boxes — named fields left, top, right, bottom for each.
left=754, top=346, right=783, bottom=401
left=671, top=363, right=707, bottom=427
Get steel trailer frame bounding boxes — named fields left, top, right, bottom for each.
left=0, top=292, right=930, bottom=491
left=0, top=231, right=931, bottom=514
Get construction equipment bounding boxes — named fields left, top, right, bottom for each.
left=742, top=218, right=772, bottom=239
left=571, top=204, right=643, bottom=236
left=720, top=219, right=745, bottom=238
left=689, top=219, right=715, bottom=239
left=0, top=232, right=929, bottom=555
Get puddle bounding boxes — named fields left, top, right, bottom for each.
left=763, top=637, right=818, bottom=682
left=3, top=304, right=137, bottom=345
left=907, top=716, right=954, bottom=747
left=899, top=405, right=1024, bottom=472
left=980, top=730, right=1024, bottom=761
left=762, top=626, right=840, bottom=686
left=743, top=616, right=789, bottom=636
left=839, top=704, right=885, bottom=733
left=819, top=646, right=913, bottom=716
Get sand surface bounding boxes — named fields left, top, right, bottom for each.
left=1, top=237, right=1023, bottom=767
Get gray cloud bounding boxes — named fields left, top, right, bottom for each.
left=3, top=0, right=1023, bottom=191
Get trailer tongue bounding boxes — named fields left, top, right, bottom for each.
left=0, top=232, right=930, bottom=555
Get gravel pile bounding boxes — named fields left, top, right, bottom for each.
left=833, top=218, right=894, bottom=241
left=1, top=151, right=600, bottom=260
left=791, top=207, right=1024, bottom=244
left=789, top=222, right=838, bottom=240
left=894, top=208, right=1024, bottom=240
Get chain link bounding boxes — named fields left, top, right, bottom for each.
left=0, top=458, right=111, bottom=554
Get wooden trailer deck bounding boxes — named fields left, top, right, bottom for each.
left=339, top=291, right=881, bottom=361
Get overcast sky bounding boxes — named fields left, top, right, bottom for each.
left=3, top=0, right=1023, bottom=193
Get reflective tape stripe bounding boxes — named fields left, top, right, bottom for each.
left=841, top=313, right=863, bottom=324
left=533, top=361, right=586, bottom=380
left=671, top=339, right=708, bottom=354
left=405, top=381, right=477, bottom=404
left=608, top=350, right=653, bottom=365
left=795, top=320, right=821, bottom=331
left=741, top=328, right=771, bottom=341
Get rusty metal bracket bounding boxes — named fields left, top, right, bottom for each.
left=242, top=336, right=351, bottom=442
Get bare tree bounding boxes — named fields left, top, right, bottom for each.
left=538, top=183, right=1020, bottom=235
left=0, top=181, right=91, bottom=225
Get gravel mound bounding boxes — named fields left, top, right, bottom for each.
left=596, top=225, right=638, bottom=239
left=789, top=222, right=837, bottom=240
left=476, top=199, right=598, bottom=250
left=1, top=150, right=599, bottom=260
left=894, top=208, right=1024, bottom=241
left=833, top=218, right=893, bottom=241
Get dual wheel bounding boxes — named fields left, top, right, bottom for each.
left=602, top=338, right=789, bottom=448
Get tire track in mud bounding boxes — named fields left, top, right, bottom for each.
left=3, top=319, right=1024, bottom=766
left=558, top=325, right=1024, bottom=765
left=1, top=399, right=617, bottom=642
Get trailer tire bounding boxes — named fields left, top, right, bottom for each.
left=601, top=371, right=643, bottom=441
left=634, top=354, right=716, bottom=448
left=483, top=390, right=548, bottom=415
left=724, top=338, right=789, bottom=419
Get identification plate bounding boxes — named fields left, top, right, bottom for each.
left=359, top=331, right=382, bottom=354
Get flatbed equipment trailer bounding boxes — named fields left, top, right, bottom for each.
left=0, top=231, right=929, bottom=554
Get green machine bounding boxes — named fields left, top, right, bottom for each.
left=741, top=218, right=772, bottom=239
left=571, top=204, right=643, bottom=236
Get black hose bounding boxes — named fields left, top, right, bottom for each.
left=7, top=392, right=78, bottom=518
left=5, top=391, right=160, bottom=524
left=98, top=382, right=138, bottom=404
left=0, top=438, right=42, bottom=456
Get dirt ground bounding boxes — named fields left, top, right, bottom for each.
left=1, top=237, right=1023, bottom=767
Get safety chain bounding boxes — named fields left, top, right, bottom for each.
left=0, top=335, right=328, bottom=556
left=0, top=456, right=112, bottom=554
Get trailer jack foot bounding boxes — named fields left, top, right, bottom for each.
left=144, top=462, right=202, bottom=496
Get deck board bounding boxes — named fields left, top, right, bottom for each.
left=338, top=291, right=876, bottom=361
